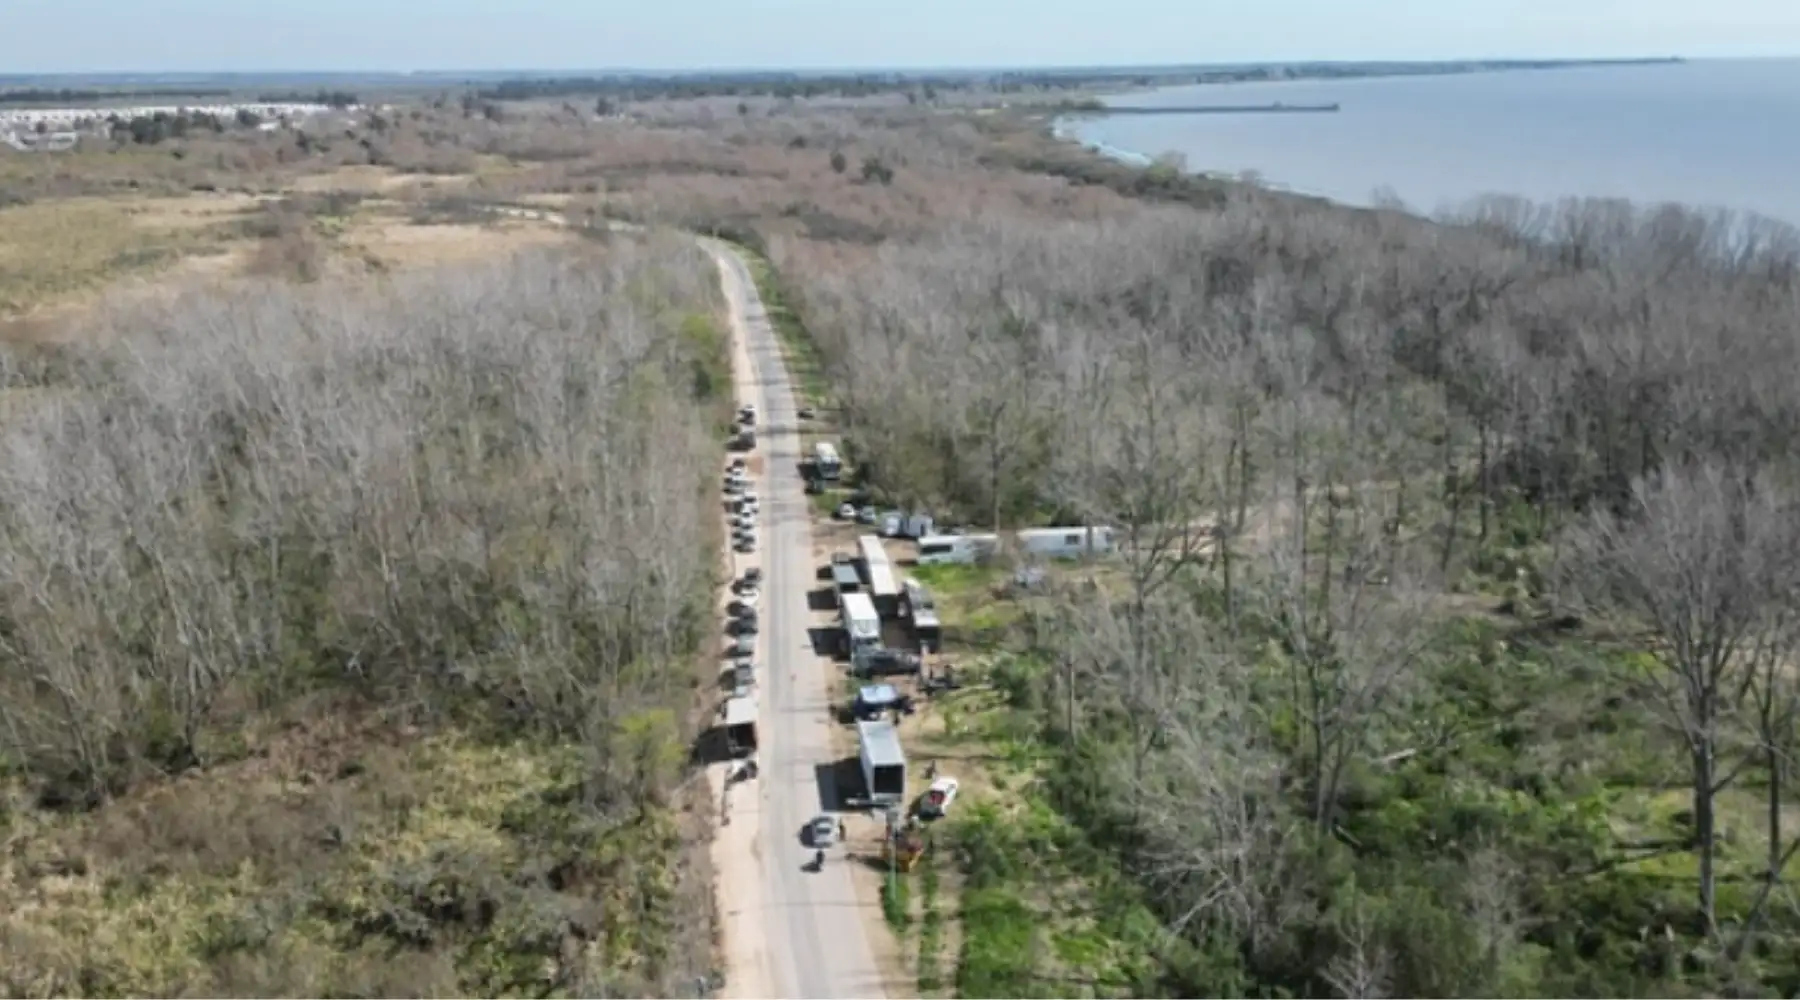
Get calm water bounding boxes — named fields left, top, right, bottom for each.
left=1068, top=60, right=1800, bottom=225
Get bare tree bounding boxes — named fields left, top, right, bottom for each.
left=1556, top=461, right=1799, bottom=934
left=1325, top=895, right=1392, bottom=1000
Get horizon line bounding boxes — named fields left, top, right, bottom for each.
left=4, top=54, right=1757, bottom=80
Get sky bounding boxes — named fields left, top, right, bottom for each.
left=9, top=0, right=1800, bottom=74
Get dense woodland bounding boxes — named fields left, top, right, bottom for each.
left=0, top=240, right=730, bottom=995
left=7, top=89, right=1800, bottom=996
left=769, top=167, right=1800, bottom=995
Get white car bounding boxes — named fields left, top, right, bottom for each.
left=836, top=502, right=856, bottom=520
left=737, top=585, right=760, bottom=609
left=734, top=513, right=756, bottom=532
left=918, top=776, right=959, bottom=820
left=808, top=813, right=838, bottom=847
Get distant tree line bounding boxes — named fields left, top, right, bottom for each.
left=107, top=109, right=227, bottom=145
left=254, top=89, right=359, bottom=108
left=473, top=74, right=934, bottom=102
left=0, top=86, right=232, bottom=105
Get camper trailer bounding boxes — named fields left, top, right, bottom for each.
left=814, top=442, right=842, bottom=481
left=857, top=719, right=908, bottom=806
left=1015, top=526, right=1115, bottom=560
left=916, top=533, right=1000, bottom=566
left=839, top=591, right=882, bottom=656
left=723, top=695, right=758, bottom=757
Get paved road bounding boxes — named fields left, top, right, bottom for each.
left=706, top=240, right=889, bottom=1000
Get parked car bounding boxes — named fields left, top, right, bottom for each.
left=739, top=568, right=762, bottom=589
left=918, top=777, right=959, bottom=820
left=857, top=506, right=878, bottom=524
left=808, top=813, right=838, bottom=847
left=797, top=406, right=816, bottom=420
left=836, top=502, right=856, bottom=520
left=734, top=534, right=756, bottom=553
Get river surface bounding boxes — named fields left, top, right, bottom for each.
left=1065, top=60, right=1800, bottom=225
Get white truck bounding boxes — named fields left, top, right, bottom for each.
left=723, top=695, right=758, bottom=757
left=814, top=441, right=842, bottom=481
left=839, top=591, right=881, bottom=657
left=857, top=718, right=907, bottom=806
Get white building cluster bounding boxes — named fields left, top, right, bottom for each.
left=0, top=101, right=345, bottom=130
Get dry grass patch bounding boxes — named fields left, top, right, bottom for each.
left=345, top=216, right=578, bottom=271
left=0, top=196, right=244, bottom=313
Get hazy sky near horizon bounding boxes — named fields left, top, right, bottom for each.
left=9, top=0, right=1800, bottom=73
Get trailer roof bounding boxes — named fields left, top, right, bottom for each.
left=857, top=718, right=906, bottom=767
left=857, top=534, right=892, bottom=567
left=1016, top=525, right=1113, bottom=539
left=918, top=532, right=999, bottom=547
left=865, top=561, right=900, bottom=598
left=724, top=695, right=757, bottom=727
left=840, top=591, right=878, bottom=620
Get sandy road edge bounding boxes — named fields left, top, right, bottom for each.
left=705, top=243, right=784, bottom=1000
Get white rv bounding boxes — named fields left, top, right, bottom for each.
left=916, top=533, right=1000, bottom=566
left=814, top=441, right=842, bottom=480
left=1015, top=526, right=1115, bottom=560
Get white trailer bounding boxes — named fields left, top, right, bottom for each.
left=814, top=441, right=842, bottom=480
left=840, top=591, right=881, bottom=655
left=857, top=534, right=901, bottom=616
left=857, top=718, right=908, bottom=805
left=1015, top=526, right=1115, bottom=560
left=916, top=533, right=1000, bottom=566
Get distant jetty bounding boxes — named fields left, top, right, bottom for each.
left=1098, top=102, right=1340, bottom=116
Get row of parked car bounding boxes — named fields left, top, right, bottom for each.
left=725, top=403, right=761, bottom=696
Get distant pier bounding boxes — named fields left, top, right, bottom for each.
left=1097, top=102, right=1340, bottom=115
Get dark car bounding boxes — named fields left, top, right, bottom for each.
left=850, top=647, right=923, bottom=679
